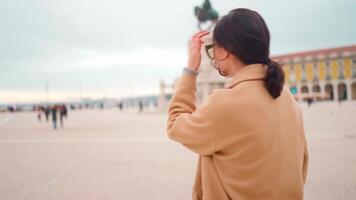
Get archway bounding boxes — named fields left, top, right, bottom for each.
left=324, top=84, right=334, bottom=100
left=312, top=84, right=321, bottom=100
left=352, top=82, right=356, bottom=100
left=300, top=86, right=309, bottom=101
left=312, top=85, right=321, bottom=93
left=301, top=86, right=309, bottom=93
left=337, top=83, right=347, bottom=101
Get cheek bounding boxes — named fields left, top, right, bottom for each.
left=216, top=61, right=228, bottom=70
left=215, top=60, right=231, bottom=75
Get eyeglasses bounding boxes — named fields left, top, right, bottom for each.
left=205, top=43, right=216, bottom=60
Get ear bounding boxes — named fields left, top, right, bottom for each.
left=215, top=47, right=230, bottom=61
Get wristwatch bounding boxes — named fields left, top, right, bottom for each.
left=183, top=67, right=199, bottom=76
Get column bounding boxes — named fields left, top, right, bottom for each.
left=296, top=83, right=302, bottom=101
left=346, top=80, right=352, bottom=101
left=333, top=81, right=338, bottom=102
left=320, top=81, right=325, bottom=100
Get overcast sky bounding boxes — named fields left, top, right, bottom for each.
left=0, top=0, right=355, bottom=103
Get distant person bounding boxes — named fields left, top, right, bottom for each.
left=44, top=107, right=50, bottom=122
left=37, top=106, right=42, bottom=121
left=63, top=105, right=68, bottom=118
left=51, top=106, right=58, bottom=130
left=59, top=105, right=67, bottom=128
left=307, top=98, right=313, bottom=107
left=138, top=101, right=143, bottom=112
left=166, top=9, right=308, bottom=200
left=7, top=106, right=14, bottom=112
left=118, top=102, right=123, bottom=111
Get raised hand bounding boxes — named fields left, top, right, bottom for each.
left=187, top=31, right=210, bottom=71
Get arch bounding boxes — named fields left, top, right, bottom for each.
left=352, top=82, right=356, bottom=100
left=312, top=85, right=321, bottom=93
left=337, top=83, right=347, bottom=101
left=312, top=84, right=321, bottom=100
left=324, top=84, right=334, bottom=100
left=300, top=85, right=309, bottom=101
left=301, top=86, right=309, bottom=93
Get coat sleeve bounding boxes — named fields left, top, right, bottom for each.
left=166, top=74, right=219, bottom=156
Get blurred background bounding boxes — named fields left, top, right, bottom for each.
left=0, top=0, right=355, bottom=200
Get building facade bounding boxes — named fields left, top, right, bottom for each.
left=274, top=45, right=356, bottom=102
left=195, top=45, right=356, bottom=104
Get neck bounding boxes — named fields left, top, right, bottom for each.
left=228, top=58, right=246, bottom=77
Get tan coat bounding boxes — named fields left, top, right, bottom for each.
left=167, top=64, right=308, bottom=200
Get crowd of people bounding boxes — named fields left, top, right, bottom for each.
left=37, top=105, right=68, bottom=130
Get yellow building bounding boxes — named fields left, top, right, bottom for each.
left=273, top=45, right=356, bottom=102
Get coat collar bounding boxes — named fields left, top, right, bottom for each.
left=224, top=63, right=267, bottom=89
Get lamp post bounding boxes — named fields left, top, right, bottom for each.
left=45, top=81, right=49, bottom=105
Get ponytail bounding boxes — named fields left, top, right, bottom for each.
left=264, top=59, right=285, bottom=99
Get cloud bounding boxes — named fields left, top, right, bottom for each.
left=59, top=47, right=187, bottom=71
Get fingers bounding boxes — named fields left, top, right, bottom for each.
left=193, top=31, right=209, bottom=41
left=192, top=31, right=207, bottom=38
left=197, top=32, right=210, bottom=43
left=191, top=31, right=209, bottom=48
left=191, top=31, right=209, bottom=41
left=189, top=31, right=210, bottom=55
left=195, top=32, right=209, bottom=46
left=197, top=31, right=210, bottom=38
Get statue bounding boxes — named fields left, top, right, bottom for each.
left=194, top=0, right=219, bottom=30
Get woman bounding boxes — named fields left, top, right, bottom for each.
left=167, top=8, right=308, bottom=200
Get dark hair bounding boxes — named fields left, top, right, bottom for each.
left=213, top=8, right=284, bottom=99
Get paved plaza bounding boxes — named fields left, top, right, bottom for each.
left=0, top=102, right=355, bottom=200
